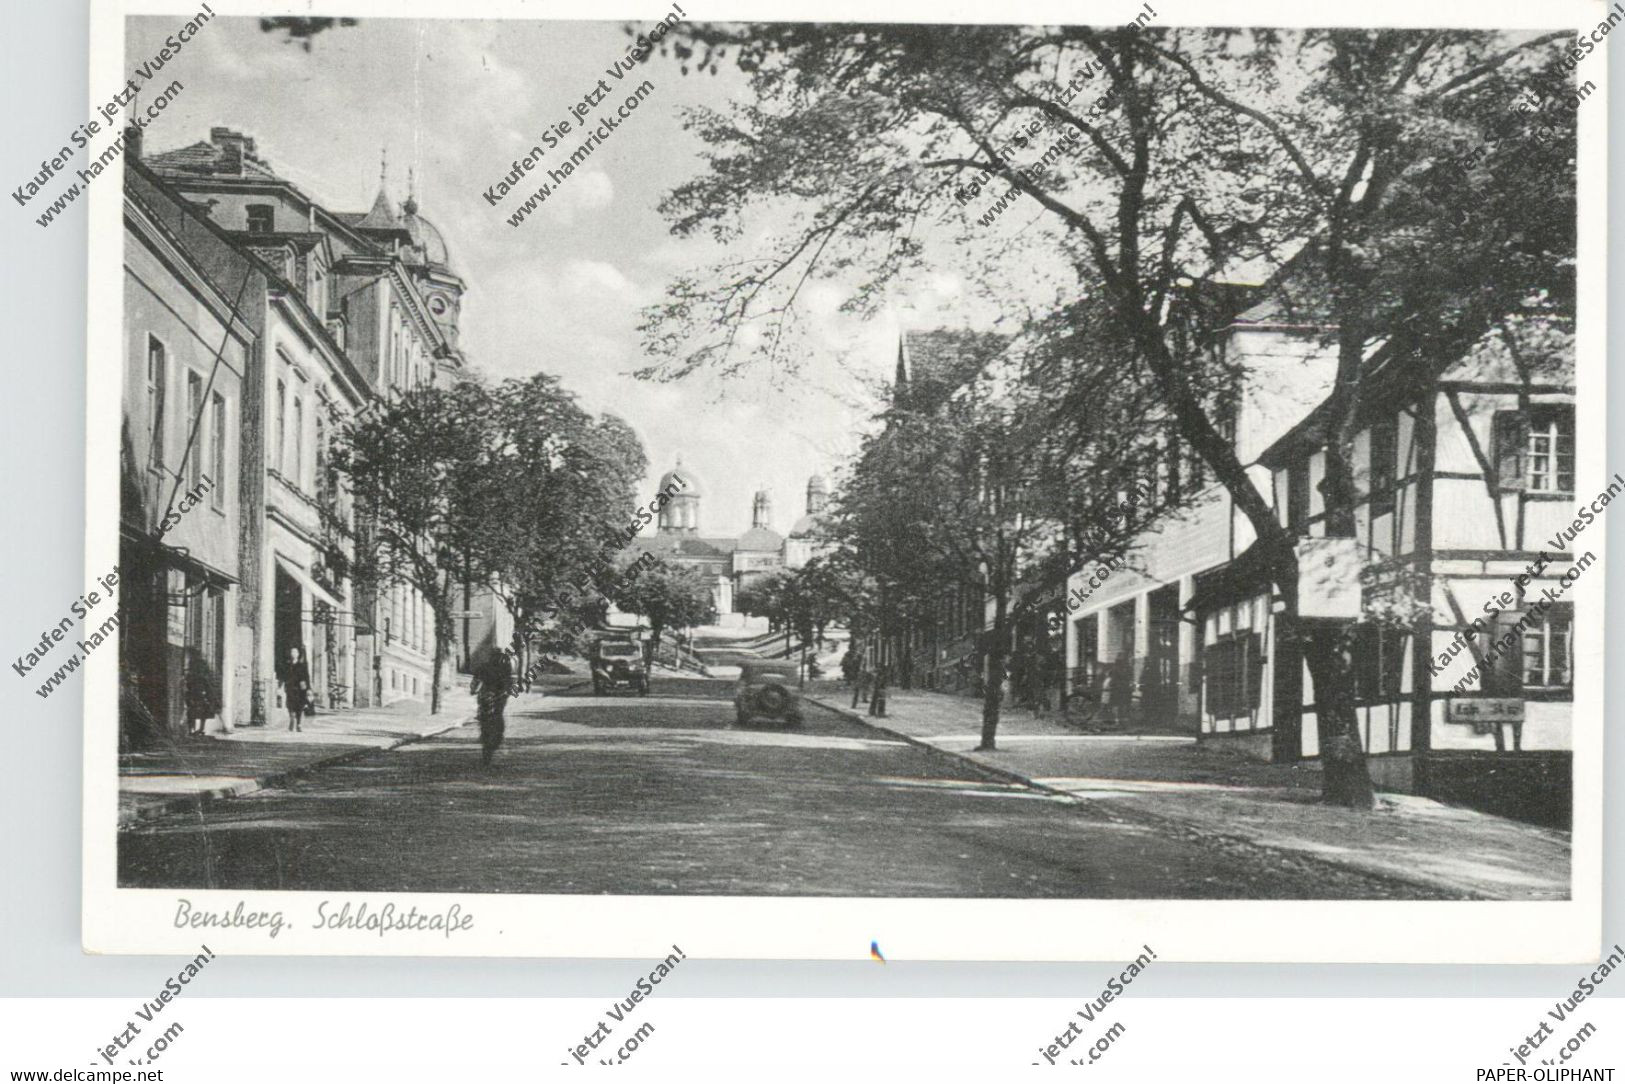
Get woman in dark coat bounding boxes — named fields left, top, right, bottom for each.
left=183, top=648, right=221, bottom=738
left=283, top=645, right=312, bottom=732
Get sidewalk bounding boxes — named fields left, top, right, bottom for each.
left=118, top=685, right=485, bottom=828
left=807, top=685, right=1570, bottom=901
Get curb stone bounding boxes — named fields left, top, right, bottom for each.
left=805, top=694, right=1478, bottom=900
left=804, top=695, right=1086, bottom=801
left=117, top=715, right=472, bottom=831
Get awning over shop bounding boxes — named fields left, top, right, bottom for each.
left=119, top=524, right=239, bottom=588
left=274, top=552, right=342, bottom=610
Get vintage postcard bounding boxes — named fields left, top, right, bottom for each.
left=80, top=0, right=1606, bottom=959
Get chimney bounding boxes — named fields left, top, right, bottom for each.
left=210, top=127, right=247, bottom=174
left=123, top=123, right=142, bottom=162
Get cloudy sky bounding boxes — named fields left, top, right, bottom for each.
left=126, top=15, right=1057, bottom=536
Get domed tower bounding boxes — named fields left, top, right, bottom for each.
left=805, top=474, right=828, bottom=516
left=656, top=456, right=703, bottom=534
left=399, top=187, right=467, bottom=355
left=751, top=485, right=773, bottom=530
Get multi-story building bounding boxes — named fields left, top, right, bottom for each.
left=1061, top=296, right=1338, bottom=732
left=141, top=126, right=488, bottom=714
left=1194, top=318, right=1576, bottom=822
left=628, top=459, right=832, bottom=623
left=122, top=158, right=255, bottom=736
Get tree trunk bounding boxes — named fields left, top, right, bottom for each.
left=1299, top=625, right=1375, bottom=808
left=977, top=592, right=1009, bottom=751
left=430, top=618, right=447, bottom=716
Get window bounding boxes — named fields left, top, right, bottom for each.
left=209, top=392, right=226, bottom=506
left=186, top=371, right=204, bottom=490
left=315, top=412, right=329, bottom=507
left=1352, top=624, right=1407, bottom=701
left=1286, top=461, right=1311, bottom=532
left=1523, top=603, right=1573, bottom=690
left=292, top=396, right=304, bottom=486
left=1527, top=406, right=1575, bottom=494
left=1204, top=630, right=1262, bottom=717
left=1494, top=405, right=1575, bottom=495
left=275, top=379, right=287, bottom=476
left=245, top=204, right=274, bottom=234
left=1368, top=418, right=1397, bottom=516
left=146, top=336, right=166, bottom=469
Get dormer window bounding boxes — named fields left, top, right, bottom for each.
left=246, top=204, right=275, bottom=234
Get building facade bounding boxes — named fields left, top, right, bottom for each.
left=1061, top=307, right=1339, bottom=732
left=629, top=458, right=831, bottom=622
left=1194, top=319, right=1577, bottom=822
left=121, top=161, right=255, bottom=737
left=137, top=125, right=491, bottom=717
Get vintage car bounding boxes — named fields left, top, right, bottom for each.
left=735, top=660, right=803, bottom=726
left=591, top=638, right=648, bottom=696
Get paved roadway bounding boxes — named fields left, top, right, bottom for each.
left=118, top=678, right=1436, bottom=897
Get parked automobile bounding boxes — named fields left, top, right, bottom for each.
left=735, top=660, right=803, bottom=726
left=591, top=638, right=648, bottom=696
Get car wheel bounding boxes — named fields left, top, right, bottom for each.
left=755, top=684, right=790, bottom=716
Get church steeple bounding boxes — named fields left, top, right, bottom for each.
left=356, top=147, right=400, bottom=231
left=752, top=485, right=773, bottom=530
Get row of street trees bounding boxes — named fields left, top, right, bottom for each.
left=640, top=25, right=1578, bottom=807
left=328, top=374, right=655, bottom=710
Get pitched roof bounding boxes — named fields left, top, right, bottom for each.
left=146, top=140, right=282, bottom=182
left=354, top=187, right=404, bottom=233
left=897, top=329, right=1010, bottom=411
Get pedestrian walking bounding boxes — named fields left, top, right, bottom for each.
left=471, top=646, right=515, bottom=767
left=850, top=664, right=872, bottom=709
left=1034, top=651, right=1058, bottom=716
left=840, top=647, right=861, bottom=687
left=282, top=645, right=312, bottom=733
left=868, top=663, right=889, bottom=718
left=183, top=648, right=221, bottom=738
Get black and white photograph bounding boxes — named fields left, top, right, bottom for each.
left=80, top=0, right=1605, bottom=961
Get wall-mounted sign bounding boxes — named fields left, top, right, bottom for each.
left=1294, top=537, right=1363, bottom=620
left=1445, top=698, right=1525, bottom=724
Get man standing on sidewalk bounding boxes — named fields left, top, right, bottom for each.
left=470, top=647, right=515, bottom=767
left=868, top=663, right=889, bottom=718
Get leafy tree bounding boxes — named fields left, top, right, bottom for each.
left=473, top=373, right=648, bottom=674
left=735, top=570, right=791, bottom=631
left=641, top=23, right=1574, bottom=805
left=612, top=560, right=716, bottom=668
left=333, top=382, right=497, bottom=714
